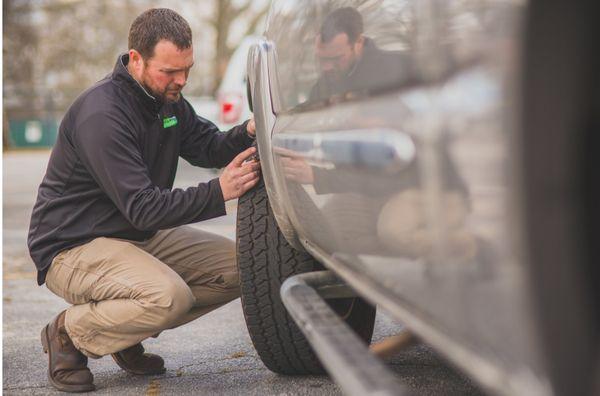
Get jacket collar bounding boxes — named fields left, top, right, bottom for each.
left=112, top=53, right=163, bottom=114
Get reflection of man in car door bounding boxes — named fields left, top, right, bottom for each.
left=281, top=7, right=478, bottom=262
left=309, top=7, right=412, bottom=103
left=278, top=142, right=477, bottom=262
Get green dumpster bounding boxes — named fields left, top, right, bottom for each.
left=8, top=119, right=58, bottom=148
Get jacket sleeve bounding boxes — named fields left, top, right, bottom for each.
left=73, top=111, right=226, bottom=231
left=178, top=99, right=254, bottom=168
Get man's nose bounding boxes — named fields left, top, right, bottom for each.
left=174, top=71, right=187, bottom=87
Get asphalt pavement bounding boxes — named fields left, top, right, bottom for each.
left=2, top=150, right=485, bottom=395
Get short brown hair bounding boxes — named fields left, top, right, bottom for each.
left=320, top=7, right=363, bottom=44
left=128, top=8, right=192, bottom=59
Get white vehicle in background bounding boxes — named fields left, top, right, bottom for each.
left=186, top=95, right=219, bottom=123
left=216, top=36, right=259, bottom=129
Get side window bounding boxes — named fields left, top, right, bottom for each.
left=266, top=0, right=419, bottom=113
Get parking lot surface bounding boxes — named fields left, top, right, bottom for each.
left=3, top=151, right=484, bottom=395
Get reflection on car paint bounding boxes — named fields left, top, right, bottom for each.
left=272, top=129, right=416, bottom=172
left=259, top=1, right=550, bottom=395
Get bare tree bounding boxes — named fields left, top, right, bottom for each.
left=38, top=0, right=144, bottom=112
left=3, top=0, right=39, bottom=119
left=3, top=0, right=270, bottom=125
left=3, top=0, right=40, bottom=148
left=209, top=0, right=269, bottom=93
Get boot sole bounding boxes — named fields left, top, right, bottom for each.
left=41, top=325, right=96, bottom=393
left=111, top=353, right=167, bottom=376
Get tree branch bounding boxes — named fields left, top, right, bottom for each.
left=243, top=5, right=269, bottom=37
left=231, top=0, right=252, bottom=19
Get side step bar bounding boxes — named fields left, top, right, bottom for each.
left=280, top=270, right=411, bottom=396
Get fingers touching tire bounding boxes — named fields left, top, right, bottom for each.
left=219, top=147, right=261, bottom=201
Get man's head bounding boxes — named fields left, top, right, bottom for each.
left=316, top=7, right=364, bottom=79
left=127, top=8, right=194, bottom=104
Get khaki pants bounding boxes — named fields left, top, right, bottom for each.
left=45, top=226, right=239, bottom=358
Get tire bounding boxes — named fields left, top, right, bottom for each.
left=236, top=180, right=377, bottom=374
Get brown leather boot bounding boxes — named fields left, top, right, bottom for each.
left=41, top=311, right=95, bottom=392
left=111, top=343, right=166, bottom=375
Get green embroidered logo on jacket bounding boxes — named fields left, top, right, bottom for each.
left=163, top=116, right=178, bottom=129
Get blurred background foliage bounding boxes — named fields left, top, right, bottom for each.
left=2, top=0, right=268, bottom=124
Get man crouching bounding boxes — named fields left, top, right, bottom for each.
left=28, top=8, right=259, bottom=392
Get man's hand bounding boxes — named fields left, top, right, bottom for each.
left=219, top=147, right=261, bottom=201
left=246, top=118, right=256, bottom=137
left=280, top=156, right=314, bottom=184
left=274, top=147, right=315, bottom=185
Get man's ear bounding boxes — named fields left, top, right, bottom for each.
left=128, top=49, right=144, bottom=73
left=354, top=35, right=365, bottom=53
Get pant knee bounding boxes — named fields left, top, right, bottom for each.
left=142, top=281, right=195, bottom=329
left=219, top=270, right=239, bottom=290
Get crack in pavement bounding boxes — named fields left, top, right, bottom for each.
left=3, top=384, right=48, bottom=391
left=173, top=353, right=260, bottom=377
left=156, top=366, right=265, bottom=382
